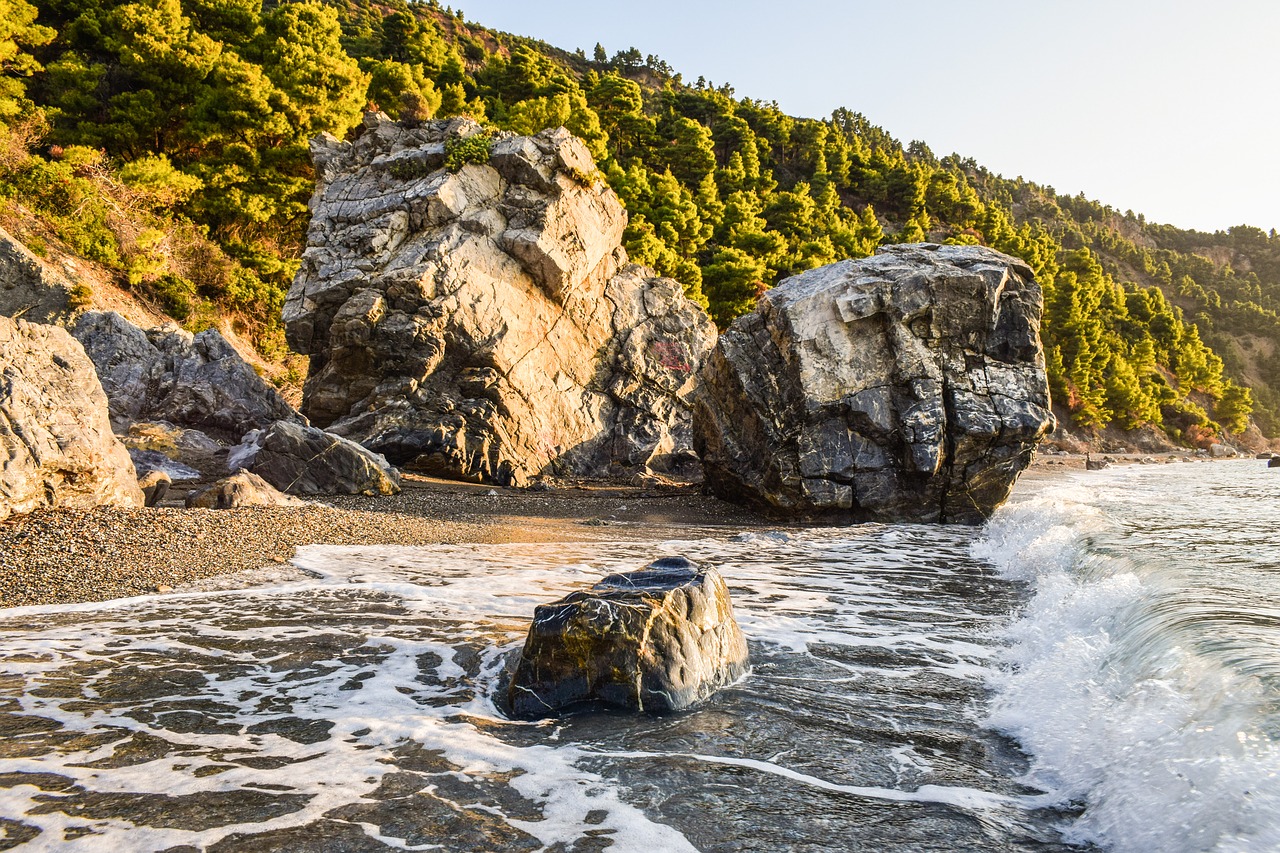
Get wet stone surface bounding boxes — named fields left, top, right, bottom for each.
left=0, top=532, right=1092, bottom=851
left=505, top=557, right=750, bottom=718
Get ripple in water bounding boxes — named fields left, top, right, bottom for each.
left=0, top=526, right=1085, bottom=851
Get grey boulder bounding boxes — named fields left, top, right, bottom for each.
left=693, top=243, right=1055, bottom=524
left=0, top=316, right=144, bottom=520
left=72, top=311, right=303, bottom=437
left=229, top=420, right=401, bottom=496
left=506, top=556, right=749, bottom=718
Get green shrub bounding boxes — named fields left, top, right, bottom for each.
left=66, top=282, right=93, bottom=309
left=444, top=131, right=492, bottom=171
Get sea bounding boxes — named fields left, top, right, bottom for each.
left=0, top=459, right=1277, bottom=852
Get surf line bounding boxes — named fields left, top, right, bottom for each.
left=581, top=748, right=1060, bottom=811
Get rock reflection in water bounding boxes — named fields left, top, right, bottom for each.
left=0, top=531, right=1089, bottom=851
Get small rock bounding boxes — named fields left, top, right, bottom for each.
left=1269, top=457, right=1280, bottom=469
left=229, top=420, right=400, bottom=496
left=155, top=584, right=173, bottom=594
left=185, top=472, right=306, bottom=509
left=138, top=470, right=172, bottom=507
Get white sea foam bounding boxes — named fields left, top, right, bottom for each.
left=0, top=527, right=1038, bottom=850
left=976, top=463, right=1280, bottom=853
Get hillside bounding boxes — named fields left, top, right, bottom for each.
left=3, top=0, right=1275, bottom=449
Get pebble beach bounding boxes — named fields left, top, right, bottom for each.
left=0, top=475, right=759, bottom=608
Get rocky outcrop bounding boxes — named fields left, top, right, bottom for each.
left=122, top=421, right=227, bottom=480
left=72, top=311, right=303, bottom=438
left=184, top=471, right=305, bottom=509
left=0, top=227, right=76, bottom=325
left=693, top=244, right=1055, bottom=524
left=506, top=557, right=749, bottom=718
left=284, top=115, right=715, bottom=486
left=229, top=420, right=401, bottom=496
left=0, top=316, right=144, bottom=520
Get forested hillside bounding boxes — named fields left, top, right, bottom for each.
left=3, top=0, right=1276, bottom=443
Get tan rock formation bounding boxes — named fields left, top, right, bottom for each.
left=0, top=316, right=144, bottom=519
left=285, top=115, right=715, bottom=486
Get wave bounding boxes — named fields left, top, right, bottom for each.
left=975, top=468, right=1280, bottom=852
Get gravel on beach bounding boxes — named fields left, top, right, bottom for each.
left=0, top=477, right=761, bottom=609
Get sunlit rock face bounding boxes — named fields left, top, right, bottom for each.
left=285, top=114, right=715, bottom=486
left=693, top=243, right=1055, bottom=524
left=506, top=557, right=750, bottom=718
left=0, top=316, right=144, bottom=519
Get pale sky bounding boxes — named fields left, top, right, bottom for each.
left=457, top=0, right=1280, bottom=234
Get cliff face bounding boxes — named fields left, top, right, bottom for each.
left=284, top=115, right=715, bottom=485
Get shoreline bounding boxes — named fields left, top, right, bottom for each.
left=2, top=453, right=1263, bottom=610
left=0, top=474, right=764, bottom=609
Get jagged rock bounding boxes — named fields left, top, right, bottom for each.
left=285, top=116, right=715, bottom=486
left=0, top=226, right=77, bottom=324
left=72, top=311, right=303, bottom=438
left=138, top=469, right=171, bottom=507
left=122, top=421, right=226, bottom=479
left=0, top=316, right=144, bottom=520
left=229, top=420, right=401, bottom=496
left=184, top=471, right=305, bottom=509
left=693, top=244, right=1055, bottom=524
left=506, top=557, right=749, bottom=718
left=128, top=448, right=202, bottom=481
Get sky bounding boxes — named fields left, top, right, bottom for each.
left=456, top=0, right=1280, bottom=234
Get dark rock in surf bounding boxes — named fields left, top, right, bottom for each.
left=1269, top=457, right=1280, bottom=468
left=506, top=557, right=749, bottom=718
left=692, top=243, right=1055, bottom=524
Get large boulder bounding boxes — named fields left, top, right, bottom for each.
left=0, top=316, right=144, bottom=520
left=229, top=420, right=401, bottom=496
left=72, top=311, right=303, bottom=438
left=693, top=244, right=1055, bottom=524
left=506, top=557, right=749, bottom=718
left=284, top=115, right=715, bottom=486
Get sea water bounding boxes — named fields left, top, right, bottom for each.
left=0, top=460, right=1275, bottom=851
